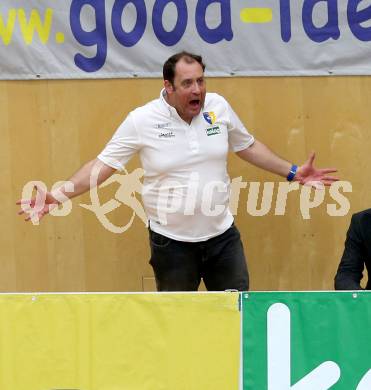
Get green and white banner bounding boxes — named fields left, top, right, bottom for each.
left=1, top=1, right=371, bottom=79
left=242, top=292, right=371, bottom=390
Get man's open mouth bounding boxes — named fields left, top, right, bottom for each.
left=189, top=99, right=200, bottom=108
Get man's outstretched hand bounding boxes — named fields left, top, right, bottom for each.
left=16, top=185, right=59, bottom=224
left=295, top=152, right=338, bottom=187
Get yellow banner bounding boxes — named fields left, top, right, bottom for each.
left=0, top=292, right=240, bottom=390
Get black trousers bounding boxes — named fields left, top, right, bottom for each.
left=149, top=224, right=249, bottom=291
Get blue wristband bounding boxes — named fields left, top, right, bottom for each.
left=287, top=164, right=298, bottom=181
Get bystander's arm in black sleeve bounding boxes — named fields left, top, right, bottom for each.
left=334, top=214, right=365, bottom=290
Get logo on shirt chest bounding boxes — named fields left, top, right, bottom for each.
left=155, top=122, right=171, bottom=129
left=203, top=111, right=221, bottom=136
left=206, top=126, right=221, bottom=136
left=154, top=122, right=175, bottom=138
left=158, top=131, right=175, bottom=138
left=203, top=111, right=216, bottom=125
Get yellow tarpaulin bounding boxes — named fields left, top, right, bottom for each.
left=0, top=292, right=240, bottom=390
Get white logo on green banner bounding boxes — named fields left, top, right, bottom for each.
left=242, top=292, right=371, bottom=390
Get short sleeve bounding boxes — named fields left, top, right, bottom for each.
left=225, top=100, right=255, bottom=152
left=97, top=113, right=141, bottom=170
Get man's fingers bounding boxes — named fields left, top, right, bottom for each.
left=302, top=176, right=339, bottom=187
left=303, top=180, right=324, bottom=189
left=322, top=179, right=339, bottom=186
left=24, top=211, right=43, bottom=224
left=307, top=151, right=315, bottom=166
left=16, top=199, right=33, bottom=205
left=17, top=198, right=36, bottom=215
left=17, top=196, right=45, bottom=221
left=320, top=168, right=338, bottom=174
left=322, top=175, right=339, bottom=182
left=17, top=185, right=48, bottom=223
left=33, top=184, right=44, bottom=193
left=18, top=203, right=33, bottom=211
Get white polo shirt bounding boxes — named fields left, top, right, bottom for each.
left=98, top=90, right=254, bottom=242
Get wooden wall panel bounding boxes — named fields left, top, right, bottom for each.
left=0, top=82, right=17, bottom=290
left=2, top=76, right=370, bottom=292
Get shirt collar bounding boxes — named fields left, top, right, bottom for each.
left=159, top=88, right=206, bottom=123
left=160, top=88, right=179, bottom=118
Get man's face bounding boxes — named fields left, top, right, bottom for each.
left=164, top=59, right=206, bottom=124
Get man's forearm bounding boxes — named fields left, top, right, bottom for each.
left=236, top=140, right=292, bottom=178
left=52, top=158, right=116, bottom=202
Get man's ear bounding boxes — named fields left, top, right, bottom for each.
left=164, top=80, right=174, bottom=95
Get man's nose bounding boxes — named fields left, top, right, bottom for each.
left=192, top=82, right=201, bottom=94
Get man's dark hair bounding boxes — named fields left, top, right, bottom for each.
left=163, top=51, right=205, bottom=85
